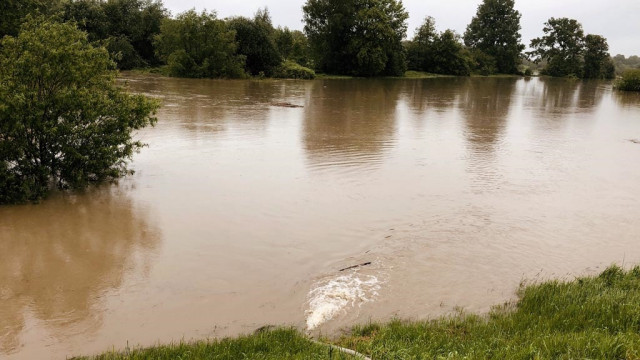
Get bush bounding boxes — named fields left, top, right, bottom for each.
left=273, top=60, right=316, bottom=79
left=0, top=18, right=158, bottom=204
left=616, top=69, right=640, bottom=91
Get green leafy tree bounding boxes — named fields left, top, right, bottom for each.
left=227, top=9, right=282, bottom=76
left=406, top=17, right=471, bottom=76
left=406, top=16, right=437, bottom=71
left=154, top=10, right=246, bottom=78
left=529, top=17, right=585, bottom=77
left=63, top=0, right=168, bottom=69
left=431, top=30, right=471, bottom=76
left=583, top=34, right=614, bottom=79
left=0, top=0, right=62, bottom=38
left=274, top=27, right=312, bottom=68
left=303, top=0, right=408, bottom=76
left=463, top=0, right=524, bottom=74
left=0, top=18, right=158, bottom=204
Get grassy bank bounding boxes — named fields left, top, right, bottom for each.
left=77, top=265, right=640, bottom=359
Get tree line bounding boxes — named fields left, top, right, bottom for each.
left=1, top=0, right=637, bottom=79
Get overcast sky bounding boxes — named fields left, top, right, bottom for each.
left=162, top=0, right=639, bottom=56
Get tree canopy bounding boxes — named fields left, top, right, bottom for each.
left=227, top=9, right=282, bottom=76
left=529, top=17, right=585, bottom=77
left=406, top=17, right=471, bottom=76
left=463, top=0, right=524, bottom=74
left=154, top=10, right=246, bottom=78
left=303, top=0, right=409, bottom=76
left=0, top=18, right=158, bottom=204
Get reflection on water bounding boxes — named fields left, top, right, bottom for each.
left=2, top=74, right=640, bottom=359
left=0, top=187, right=160, bottom=356
left=302, top=80, right=401, bottom=171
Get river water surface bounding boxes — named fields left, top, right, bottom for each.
left=1, top=75, right=640, bottom=359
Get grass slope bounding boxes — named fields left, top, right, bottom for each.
left=339, top=265, right=640, bottom=359
left=75, top=328, right=359, bottom=360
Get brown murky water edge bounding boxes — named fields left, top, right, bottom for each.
left=1, top=75, right=639, bottom=359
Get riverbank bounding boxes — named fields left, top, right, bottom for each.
left=74, top=265, right=640, bottom=359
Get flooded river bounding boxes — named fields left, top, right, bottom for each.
left=1, top=75, right=640, bottom=359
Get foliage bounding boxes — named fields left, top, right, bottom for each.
left=529, top=17, right=585, bottom=77
left=74, top=328, right=357, bottom=359
left=583, top=34, right=615, bottom=79
left=463, top=0, right=524, bottom=74
left=339, top=265, right=640, bottom=359
left=154, top=10, right=246, bottom=78
left=275, top=27, right=313, bottom=68
left=407, top=17, right=471, bottom=76
left=273, top=60, right=316, bottom=79
left=0, top=18, right=158, bottom=204
left=615, top=69, right=640, bottom=91
left=469, top=48, right=498, bottom=75
left=227, top=9, right=282, bottom=76
left=303, top=0, right=409, bottom=77
left=612, top=54, right=640, bottom=75
left=0, top=0, right=62, bottom=39
left=62, top=0, right=168, bottom=69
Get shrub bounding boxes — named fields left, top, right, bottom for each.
left=616, top=69, right=640, bottom=92
left=0, top=18, right=158, bottom=204
left=273, top=60, right=316, bottom=79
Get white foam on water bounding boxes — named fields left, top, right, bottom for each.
left=305, top=272, right=381, bottom=330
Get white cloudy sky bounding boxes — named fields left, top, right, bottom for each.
left=161, top=0, right=639, bottom=56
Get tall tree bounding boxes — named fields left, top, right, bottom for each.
left=154, top=10, right=246, bottom=78
left=463, top=0, right=524, bottom=74
left=583, top=34, right=614, bottom=79
left=529, top=17, right=585, bottom=77
left=0, top=0, right=62, bottom=39
left=303, top=0, right=408, bottom=76
left=227, top=9, right=282, bottom=76
left=0, top=18, right=158, bottom=204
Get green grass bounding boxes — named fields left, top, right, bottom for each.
left=338, top=265, right=640, bottom=359
left=74, top=328, right=359, bottom=360
left=78, top=265, right=640, bottom=359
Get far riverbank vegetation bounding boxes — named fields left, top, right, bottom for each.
left=74, top=265, right=640, bottom=359
left=1, top=0, right=638, bottom=81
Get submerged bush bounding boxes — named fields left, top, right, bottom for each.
left=616, top=69, right=640, bottom=91
left=273, top=60, right=316, bottom=79
left=0, top=18, right=158, bottom=204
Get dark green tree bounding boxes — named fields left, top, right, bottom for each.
left=63, top=0, right=168, bottom=69
left=406, top=16, right=437, bottom=71
left=227, top=9, right=282, bottom=76
left=274, top=27, right=312, bottom=67
left=463, top=0, right=524, bottom=74
left=0, top=18, right=158, bottom=204
left=154, top=10, right=246, bottom=78
left=583, top=34, right=614, bottom=79
left=529, top=17, right=585, bottom=77
left=0, top=0, right=62, bottom=38
left=303, top=0, right=408, bottom=76
left=406, top=17, right=471, bottom=76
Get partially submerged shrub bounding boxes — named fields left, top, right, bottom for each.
left=616, top=69, right=640, bottom=92
left=273, top=60, right=315, bottom=79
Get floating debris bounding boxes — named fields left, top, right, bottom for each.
left=339, top=262, right=372, bottom=272
left=271, top=102, right=303, bottom=108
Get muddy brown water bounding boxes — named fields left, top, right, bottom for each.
left=1, top=75, right=640, bottom=359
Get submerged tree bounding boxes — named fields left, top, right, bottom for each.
left=463, top=0, right=524, bottom=74
left=583, top=34, right=615, bottom=79
left=303, top=0, right=409, bottom=76
left=407, top=17, right=471, bottom=76
left=0, top=18, right=158, bottom=204
left=529, top=17, right=585, bottom=77
left=227, top=8, right=282, bottom=76
left=154, top=10, right=246, bottom=78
